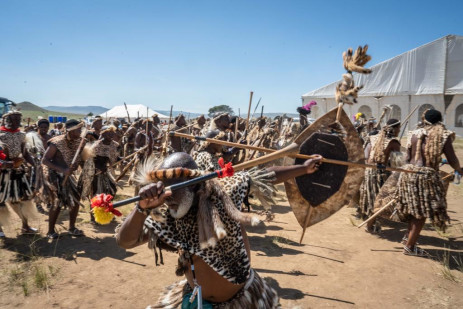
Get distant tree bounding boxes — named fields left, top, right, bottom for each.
left=87, top=112, right=94, bottom=116
left=208, top=105, right=234, bottom=117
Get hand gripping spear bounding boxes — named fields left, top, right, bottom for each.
left=90, top=159, right=235, bottom=224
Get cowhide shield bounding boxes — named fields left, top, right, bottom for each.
left=284, top=107, right=365, bottom=228
left=294, top=133, right=348, bottom=206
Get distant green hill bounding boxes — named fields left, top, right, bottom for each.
left=17, top=102, right=85, bottom=123
left=45, top=105, right=109, bottom=115
left=17, top=101, right=48, bottom=112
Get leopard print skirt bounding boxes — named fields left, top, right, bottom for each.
left=148, top=269, right=280, bottom=309
left=358, top=168, right=390, bottom=218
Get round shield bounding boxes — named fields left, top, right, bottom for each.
left=284, top=107, right=365, bottom=229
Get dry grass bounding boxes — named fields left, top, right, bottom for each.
left=438, top=249, right=459, bottom=282
left=434, top=225, right=453, bottom=239
left=452, top=254, right=463, bottom=273
left=7, top=261, right=59, bottom=296
left=349, top=216, right=360, bottom=227
left=452, top=136, right=463, bottom=150
left=272, top=233, right=291, bottom=245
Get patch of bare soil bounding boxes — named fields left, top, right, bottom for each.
left=1, top=149, right=462, bottom=308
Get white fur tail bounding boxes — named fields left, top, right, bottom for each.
left=134, top=155, right=161, bottom=185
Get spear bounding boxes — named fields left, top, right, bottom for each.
left=90, top=163, right=235, bottom=225
left=357, top=200, right=395, bottom=228
left=62, top=136, right=87, bottom=186
left=115, top=156, right=138, bottom=182
left=95, top=145, right=148, bottom=175
left=399, top=104, right=420, bottom=141
left=245, top=92, right=253, bottom=135
left=123, top=102, right=131, bottom=123
left=234, top=114, right=239, bottom=142
left=170, top=131, right=423, bottom=174
left=162, top=105, right=173, bottom=156
left=250, top=97, right=262, bottom=120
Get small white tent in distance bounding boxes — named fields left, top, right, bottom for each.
left=100, top=104, right=170, bottom=122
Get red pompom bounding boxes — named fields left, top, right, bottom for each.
left=91, top=193, right=114, bottom=209
left=112, top=209, right=122, bottom=217
left=90, top=194, right=122, bottom=217
left=0, top=150, right=6, bottom=160
left=217, top=157, right=234, bottom=178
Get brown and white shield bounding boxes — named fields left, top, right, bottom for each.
left=284, top=107, right=365, bottom=241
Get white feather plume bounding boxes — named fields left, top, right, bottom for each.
left=25, top=132, right=44, bottom=154
left=134, top=155, right=162, bottom=185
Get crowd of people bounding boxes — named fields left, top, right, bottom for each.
left=0, top=98, right=461, bottom=307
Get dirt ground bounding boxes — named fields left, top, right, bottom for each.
left=1, top=147, right=462, bottom=308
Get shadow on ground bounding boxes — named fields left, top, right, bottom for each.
left=1, top=221, right=137, bottom=265
left=264, top=276, right=355, bottom=305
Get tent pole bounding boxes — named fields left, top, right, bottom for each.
left=443, top=35, right=449, bottom=127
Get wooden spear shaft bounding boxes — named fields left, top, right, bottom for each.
left=124, top=102, right=131, bottom=123
left=375, top=106, right=390, bottom=130
left=115, top=156, right=138, bottom=182
left=250, top=97, right=262, bottom=120
left=399, top=104, right=420, bottom=140
left=245, top=91, right=253, bottom=134
left=299, top=205, right=313, bottom=244
left=357, top=199, right=395, bottom=228
left=234, top=109, right=240, bottom=142
left=95, top=145, right=148, bottom=175
left=162, top=105, right=173, bottom=156
left=335, top=102, right=344, bottom=123
left=175, top=123, right=195, bottom=132
left=171, top=131, right=419, bottom=174
left=62, top=137, right=87, bottom=186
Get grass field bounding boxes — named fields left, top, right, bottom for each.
left=16, top=102, right=85, bottom=124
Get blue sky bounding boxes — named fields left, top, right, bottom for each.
left=1, top=0, right=461, bottom=114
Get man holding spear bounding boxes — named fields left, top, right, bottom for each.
left=42, top=119, right=86, bottom=239
left=116, top=152, right=322, bottom=308
left=380, top=110, right=462, bottom=256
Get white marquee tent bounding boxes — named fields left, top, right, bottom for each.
left=100, top=104, right=170, bottom=121
left=302, top=35, right=463, bottom=135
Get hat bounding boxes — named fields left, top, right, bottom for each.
left=100, top=125, right=116, bottom=134
left=65, top=119, right=84, bottom=131
left=2, top=110, right=22, bottom=119
left=37, top=118, right=50, bottom=126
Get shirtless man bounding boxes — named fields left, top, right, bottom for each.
left=37, top=119, right=52, bottom=147
left=360, top=119, right=401, bottom=231
left=396, top=110, right=462, bottom=256
left=116, top=152, right=322, bottom=307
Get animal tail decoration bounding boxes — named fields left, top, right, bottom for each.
left=134, top=156, right=204, bottom=185
left=343, top=45, right=372, bottom=74
left=25, top=132, right=45, bottom=154
left=335, top=45, right=372, bottom=105
left=91, top=158, right=236, bottom=225
left=196, top=177, right=260, bottom=249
